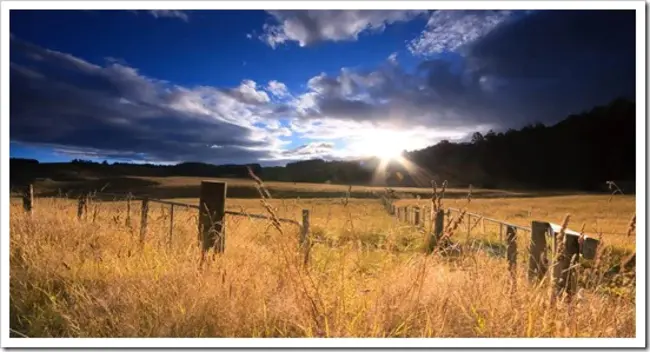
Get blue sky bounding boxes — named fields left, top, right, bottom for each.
left=9, top=10, right=636, bottom=165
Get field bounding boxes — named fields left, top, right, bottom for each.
left=9, top=178, right=636, bottom=338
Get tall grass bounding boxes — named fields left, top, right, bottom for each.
left=10, top=195, right=635, bottom=337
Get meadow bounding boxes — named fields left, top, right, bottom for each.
left=9, top=178, right=636, bottom=338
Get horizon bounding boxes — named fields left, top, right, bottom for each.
left=9, top=9, right=636, bottom=167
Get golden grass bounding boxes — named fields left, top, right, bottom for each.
left=9, top=193, right=635, bottom=338
left=132, top=176, right=531, bottom=197
left=395, top=195, right=636, bottom=251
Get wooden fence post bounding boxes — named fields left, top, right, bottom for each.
left=506, top=225, right=517, bottom=294
left=427, top=209, right=445, bottom=254
left=528, top=221, right=549, bottom=283
left=199, top=181, right=227, bottom=254
left=499, top=223, right=504, bottom=242
left=301, top=209, right=311, bottom=266
left=140, top=197, right=149, bottom=246
left=550, top=230, right=580, bottom=304
left=22, top=184, right=33, bottom=214
left=77, top=196, right=86, bottom=220
left=414, top=206, right=420, bottom=226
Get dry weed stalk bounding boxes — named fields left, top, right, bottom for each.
left=626, top=213, right=636, bottom=237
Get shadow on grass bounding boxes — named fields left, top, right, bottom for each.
left=34, top=176, right=596, bottom=201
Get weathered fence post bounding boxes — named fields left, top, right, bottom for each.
left=77, top=196, right=86, bottom=220
left=140, top=197, right=149, bottom=245
left=499, top=223, right=504, bottom=242
left=550, top=229, right=580, bottom=304
left=301, top=209, right=311, bottom=266
left=506, top=225, right=517, bottom=294
left=414, top=206, right=420, bottom=226
left=528, top=221, right=548, bottom=283
left=169, top=204, right=174, bottom=248
left=199, top=181, right=227, bottom=254
left=22, top=184, right=33, bottom=214
left=427, top=209, right=445, bottom=254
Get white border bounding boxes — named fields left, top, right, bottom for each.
left=1, top=1, right=646, bottom=349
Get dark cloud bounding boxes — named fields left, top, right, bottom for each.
left=10, top=37, right=281, bottom=164
left=463, top=10, right=636, bottom=125
left=291, top=10, right=635, bottom=131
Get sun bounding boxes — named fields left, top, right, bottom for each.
left=352, top=133, right=405, bottom=161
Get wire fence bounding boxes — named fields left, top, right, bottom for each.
left=12, top=185, right=308, bottom=257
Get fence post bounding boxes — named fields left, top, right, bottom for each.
left=550, top=230, right=580, bottom=304
left=301, top=209, right=311, bottom=266
left=499, top=223, right=504, bottom=242
left=140, top=197, right=149, bottom=246
left=22, top=184, right=33, bottom=214
left=427, top=209, right=445, bottom=254
left=414, top=206, right=420, bottom=226
left=199, top=181, right=227, bottom=254
left=528, top=221, right=549, bottom=283
left=169, top=204, right=174, bottom=248
left=77, top=196, right=86, bottom=220
left=125, top=194, right=132, bottom=227
left=506, top=225, right=517, bottom=294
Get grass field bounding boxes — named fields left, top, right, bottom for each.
left=9, top=179, right=636, bottom=338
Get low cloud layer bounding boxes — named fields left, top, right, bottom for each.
left=10, top=37, right=286, bottom=164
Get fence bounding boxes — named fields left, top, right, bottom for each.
left=15, top=181, right=311, bottom=263
left=379, top=193, right=601, bottom=302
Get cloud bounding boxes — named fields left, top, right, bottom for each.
left=408, top=10, right=519, bottom=56
left=461, top=10, right=636, bottom=123
left=267, top=80, right=290, bottom=98
left=259, top=10, right=427, bottom=48
left=285, top=10, right=635, bottom=136
left=10, top=11, right=635, bottom=165
left=224, top=79, right=271, bottom=105
left=148, top=10, right=190, bottom=22
left=278, top=142, right=335, bottom=159
left=10, top=37, right=287, bottom=164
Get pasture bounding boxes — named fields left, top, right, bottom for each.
left=9, top=178, right=636, bottom=338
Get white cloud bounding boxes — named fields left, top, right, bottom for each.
left=408, top=10, right=513, bottom=56
left=259, top=10, right=427, bottom=48
left=267, top=80, right=290, bottom=98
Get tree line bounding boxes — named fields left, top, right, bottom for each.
left=10, top=98, right=635, bottom=192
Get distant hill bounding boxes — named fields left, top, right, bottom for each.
left=10, top=98, right=636, bottom=193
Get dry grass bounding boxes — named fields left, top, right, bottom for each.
left=395, top=195, right=636, bottom=251
left=9, top=190, right=635, bottom=338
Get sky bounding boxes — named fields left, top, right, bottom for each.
left=9, top=9, right=636, bottom=166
